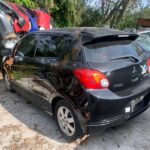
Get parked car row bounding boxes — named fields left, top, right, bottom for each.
left=1, top=27, right=150, bottom=141
left=0, top=0, right=53, bottom=65
left=0, top=0, right=53, bottom=34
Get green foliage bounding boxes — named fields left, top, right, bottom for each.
left=8, top=0, right=84, bottom=27
left=80, top=7, right=103, bottom=27
left=6, top=0, right=150, bottom=29
left=116, top=16, right=137, bottom=30
left=9, top=0, right=36, bottom=8
left=139, top=8, right=150, bottom=19
left=51, top=0, right=84, bottom=27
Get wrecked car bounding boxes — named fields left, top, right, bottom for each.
left=0, top=0, right=53, bottom=35
left=34, top=9, right=52, bottom=30
left=0, top=10, right=17, bottom=65
left=2, top=28, right=150, bottom=141
left=0, top=0, right=30, bottom=35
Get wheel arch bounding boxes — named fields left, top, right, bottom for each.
left=51, top=96, right=74, bottom=116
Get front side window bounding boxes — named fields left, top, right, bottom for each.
left=35, top=34, right=78, bottom=66
left=16, top=34, right=37, bottom=57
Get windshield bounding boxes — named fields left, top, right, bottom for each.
left=84, top=40, right=142, bottom=63
left=136, top=35, right=150, bottom=52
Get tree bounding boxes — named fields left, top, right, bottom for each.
left=51, top=0, right=85, bottom=27
left=9, top=0, right=36, bottom=8
left=6, top=0, right=150, bottom=29
left=8, top=0, right=85, bottom=27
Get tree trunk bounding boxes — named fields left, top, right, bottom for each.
left=113, top=0, right=131, bottom=27
left=102, top=0, right=123, bottom=25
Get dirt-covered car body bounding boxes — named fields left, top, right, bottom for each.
left=2, top=28, right=150, bottom=141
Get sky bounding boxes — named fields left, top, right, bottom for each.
left=88, top=0, right=150, bottom=8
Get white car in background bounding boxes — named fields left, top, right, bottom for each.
left=138, top=31, right=150, bottom=37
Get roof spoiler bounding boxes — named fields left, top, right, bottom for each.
left=83, top=34, right=139, bottom=45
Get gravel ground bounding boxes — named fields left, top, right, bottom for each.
left=0, top=81, right=150, bottom=150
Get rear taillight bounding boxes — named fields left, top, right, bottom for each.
left=147, top=59, right=150, bottom=73
left=74, top=68, right=109, bottom=89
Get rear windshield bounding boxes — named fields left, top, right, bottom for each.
left=84, top=40, right=142, bottom=63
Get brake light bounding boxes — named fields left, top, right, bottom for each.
left=147, top=59, right=150, bottom=73
left=74, top=68, right=109, bottom=89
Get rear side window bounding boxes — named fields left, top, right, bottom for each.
left=35, top=34, right=74, bottom=59
left=84, top=41, right=142, bottom=63
left=35, top=34, right=61, bottom=58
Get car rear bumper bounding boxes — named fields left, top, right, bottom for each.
left=86, top=78, right=150, bottom=134
left=87, top=101, right=150, bottom=134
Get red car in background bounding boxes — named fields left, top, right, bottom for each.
left=0, top=0, right=53, bottom=36
left=34, top=9, right=52, bottom=30
left=9, top=2, right=53, bottom=33
left=8, top=2, right=31, bottom=34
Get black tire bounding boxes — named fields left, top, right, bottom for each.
left=4, top=73, right=13, bottom=92
left=54, top=100, right=84, bottom=142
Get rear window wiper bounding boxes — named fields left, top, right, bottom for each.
left=110, top=55, right=139, bottom=62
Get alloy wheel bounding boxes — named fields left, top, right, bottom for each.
left=57, top=106, right=75, bottom=136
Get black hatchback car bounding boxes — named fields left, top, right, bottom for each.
left=2, top=27, right=150, bottom=141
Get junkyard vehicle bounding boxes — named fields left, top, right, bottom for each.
left=0, top=0, right=53, bottom=35
left=34, top=9, right=52, bottom=30
left=8, top=2, right=31, bottom=34
left=0, top=10, right=17, bottom=65
left=2, top=28, right=150, bottom=141
left=25, top=8, right=39, bottom=32
left=0, top=0, right=30, bottom=34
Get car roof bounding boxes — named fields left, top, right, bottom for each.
left=32, top=27, right=129, bottom=37
left=27, top=27, right=138, bottom=44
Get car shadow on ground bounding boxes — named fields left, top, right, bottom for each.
left=0, top=82, right=150, bottom=150
left=0, top=82, right=67, bottom=142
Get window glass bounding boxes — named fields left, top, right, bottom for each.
left=84, top=40, right=142, bottom=63
left=142, top=32, right=150, bottom=37
left=0, top=3, right=9, bottom=12
left=136, top=35, right=150, bottom=52
left=0, top=19, right=5, bottom=35
left=16, top=35, right=37, bottom=57
left=36, top=34, right=73, bottom=58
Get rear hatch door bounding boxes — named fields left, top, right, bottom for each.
left=83, top=35, right=148, bottom=92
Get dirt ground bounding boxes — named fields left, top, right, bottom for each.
left=0, top=80, right=150, bottom=150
